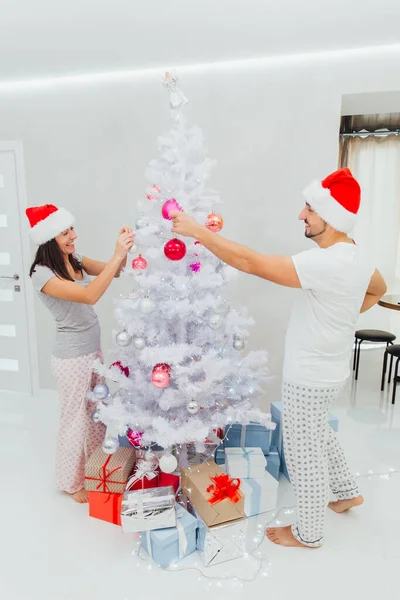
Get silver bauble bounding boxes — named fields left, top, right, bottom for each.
left=93, top=383, right=110, bottom=400
left=187, top=400, right=200, bottom=415
left=140, top=298, right=155, bottom=314
left=208, top=313, right=222, bottom=330
left=233, top=338, right=245, bottom=351
left=91, top=407, right=102, bottom=423
left=133, top=336, right=146, bottom=350
left=116, top=330, right=132, bottom=347
left=135, top=216, right=150, bottom=229
left=128, top=244, right=138, bottom=255
left=102, top=436, right=120, bottom=455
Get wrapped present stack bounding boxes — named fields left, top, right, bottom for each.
left=85, top=430, right=280, bottom=569
left=85, top=444, right=136, bottom=525
left=270, top=401, right=339, bottom=481
left=214, top=421, right=281, bottom=481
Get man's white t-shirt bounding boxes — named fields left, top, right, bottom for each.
left=283, top=243, right=375, bottom=387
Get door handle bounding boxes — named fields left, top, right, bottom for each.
left=0, top=274, right=20, bottom=281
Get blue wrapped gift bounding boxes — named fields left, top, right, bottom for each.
left=223, top=422, right=271, bottom=455
left=265, top=446, right=280, bottom=481
left=271, top=401, right=339, bottom=480
left=140, top=505, right=197, bottom=568
left=214, top=446, right=225, bottom=466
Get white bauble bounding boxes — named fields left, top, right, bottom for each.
left=116, top=330, right=132, bottom=347
left=208, top=313, right=222, bottom=330
left=159, top=454, right=178, bottom=474
left=140, top=298, right=155, bottom=314
left=133, top=336, right=146, bottom=350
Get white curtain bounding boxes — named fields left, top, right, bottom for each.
left=346, top=133, right=400, bottom=336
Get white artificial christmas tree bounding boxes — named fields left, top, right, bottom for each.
left=93, top=72, right=273, bottom=461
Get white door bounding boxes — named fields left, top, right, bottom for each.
left=0, top=142, right=35, bottom=393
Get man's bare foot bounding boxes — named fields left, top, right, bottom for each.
left=328, top=495, right=364, bottom=514
left=266, top=526, right=317, bottom=548
left=65, top=488, right=88, bottom=503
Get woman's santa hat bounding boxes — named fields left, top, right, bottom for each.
left=303, top=168, right=361, bottom=233
left=25, top=204, right=75, bottom=245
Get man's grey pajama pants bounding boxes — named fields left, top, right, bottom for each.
left=282, top=379, right=360, bottom=547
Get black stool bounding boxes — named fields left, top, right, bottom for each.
left=381, top=344, right=400, bottom=404
left=353, top=329, right=396, bottom=380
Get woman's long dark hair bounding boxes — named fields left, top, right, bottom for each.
left=29, top=238, right=82, bottom=281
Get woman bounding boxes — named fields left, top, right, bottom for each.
left=26, top=204, right=135, bottom=503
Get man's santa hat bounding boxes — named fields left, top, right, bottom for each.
left=303, top=168, right=361, bottom=233
left=25, top=204, right=75, bottom=245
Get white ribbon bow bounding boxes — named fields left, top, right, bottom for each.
left=126, top=459, right=158, bottom=490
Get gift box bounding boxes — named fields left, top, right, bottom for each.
left=121, top=486, right=176, bottom=533
left=181, top=461, right=244, bottom=527
left=223, top=422, right=271, bottom=455
left=271, top=401, right=339, bottom=480
left=85, top=446, right=136, bottom=493
left=193, top=505, right=249, bottom=566
left=159, top=472, right=180, bottom=494
left=88, top=491, right=122, bottom=526
left=214, top=446, right=225, bottom=466
left=265, top=446, right=280, bottom=481
left=141, top=505, right=197, bottom=568
left=225, top=447, right=267, bottom=479
left=240, top=472, right=278, bottom=517
left=125, top=458, right=160, bottom=491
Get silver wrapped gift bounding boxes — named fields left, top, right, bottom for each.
left=121, top=485, right=176, bottom=533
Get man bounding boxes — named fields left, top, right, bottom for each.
left=171, top=167, right=387, bottom=548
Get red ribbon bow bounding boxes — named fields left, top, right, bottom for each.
left=206, top=473, right=241, bottom=505
left=85, top=455, right=127, bottom=493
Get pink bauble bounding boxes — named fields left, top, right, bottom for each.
left=162, top=198, right=183, bottom=220
left=189, top=261, right=201, bottom=272
left=131, top=255, right=148, bottom=270
left=164, top=238, right=187, bottom=261
left=151, top=370, right=170, bottom=388
left=127, top=428, right=143, bottom=448
left=153, top=363, right=171, bottom=374
left=206, top=212, right=224, bottom=233
left=111, top=361, right=130, bottom=377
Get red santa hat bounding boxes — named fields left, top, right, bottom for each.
left=303, top=168, right=361, bottom=233
left=25, top=204, right=75, bottom=245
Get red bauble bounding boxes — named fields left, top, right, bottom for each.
left=206, top=213, right=224, bottom=233
left=111, top=361, right=130, bottom=377
left=162, top=198, right=183, bottom=220
left=131, top=255, right=147, bottom=270
left=151, top=370, right=170, bottom=388
left=164, top=238, right=187, bottom=261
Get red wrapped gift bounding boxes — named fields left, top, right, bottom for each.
left=88, top=491, right=122, bottom=525
left=159, top=472, right=180, bottom=493
left=126, top=457, right=160, bottom=491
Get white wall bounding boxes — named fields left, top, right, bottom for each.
left=1, top=46, right=400, bottom=403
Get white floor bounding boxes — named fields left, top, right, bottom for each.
left=1, top=347, right=400, bottom=600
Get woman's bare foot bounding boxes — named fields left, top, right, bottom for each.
left=328, top=495, right=364, bottom=514
left=65, top=488, right=88, bottom=503
left=266, top=526, right=318, bottom=548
